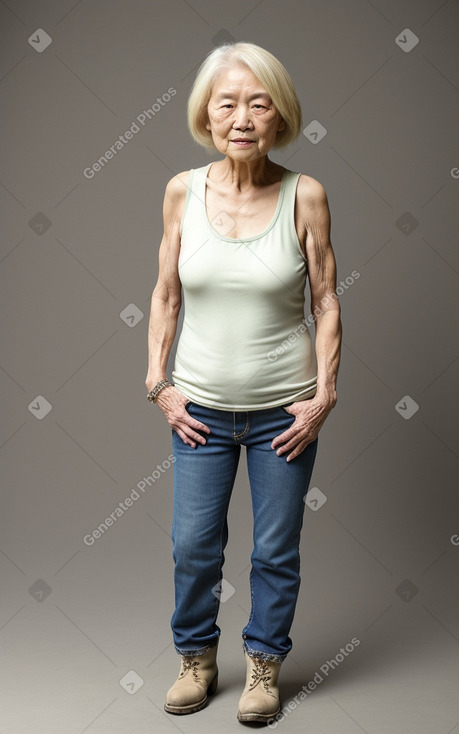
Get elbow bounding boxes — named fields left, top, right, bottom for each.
left=152, top=284, right=182, bottom=312
left=164, top=287, right=182, bottom=314
left=169, top=295, right=182, bottom=314
left=311, top=290, right=341, bottom=317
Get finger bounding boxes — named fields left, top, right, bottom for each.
left=183, top=427, right=207, bottom=445
left=275, top=433, right=306, bottom=456
left=285, top=440, right=309, bottom=462
left=177, top=425, right=208, bottom=448
left=287, top=436, right=315, bottom=461
left=181, top=420, right=210, bottom=445
left=271, top=427, right=296, bottom=449
left=176, top=428, right=197, bottom=449
left=275, top=441, right=295, bottom=456
left=286, top=447, right=302, bottom=462
left=185, top=416, right=211, bottom=435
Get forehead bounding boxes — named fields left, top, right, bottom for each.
left=211, top=64, right=267, bottom=95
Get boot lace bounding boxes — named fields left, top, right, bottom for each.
left=179, top=657, right=200, bottom=682
left=248, top=658, right=276, bottom=697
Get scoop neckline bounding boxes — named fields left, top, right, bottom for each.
left=203, top=162, right=288, bottom=242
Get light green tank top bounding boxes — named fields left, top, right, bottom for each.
left=172, top=162, right=317, bottom=411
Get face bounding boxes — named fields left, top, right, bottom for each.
left=205, top=64, right=285, bottom=159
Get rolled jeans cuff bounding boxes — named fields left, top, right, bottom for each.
left=174, top=638, right=219, bottom=657
left=243, top=639, right=286, bottom=664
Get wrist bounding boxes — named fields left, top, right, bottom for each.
left=314, top=386, right=337, bottom=407
left=146, top=378, right=173, bottom=403
left=145, top=373, right=167, bottom=391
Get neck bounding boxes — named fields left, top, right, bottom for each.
left=211, top=155, right=281, bottom=191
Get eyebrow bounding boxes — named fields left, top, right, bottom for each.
left=214, top=91, right=271, bottom=101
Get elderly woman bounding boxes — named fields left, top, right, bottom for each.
left=145, top=42, right=342, bottom=724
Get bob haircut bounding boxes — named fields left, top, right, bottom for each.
left=187, top=42, right=302, bottom=151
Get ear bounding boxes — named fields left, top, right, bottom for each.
left=277, top=117, right=286, bottom=132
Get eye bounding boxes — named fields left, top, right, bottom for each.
left=253, top=104, right=265, bottom=109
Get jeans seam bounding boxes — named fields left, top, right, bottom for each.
left=242, top=565, right=256, bottom=645
left=233, top=411, right=250, bottom=441
left=210, top=455, right=239, bottom=636
left=212, top=514, right=225, bottom=628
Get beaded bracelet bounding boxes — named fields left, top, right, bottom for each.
left=147, top=378, right=172, bottom=403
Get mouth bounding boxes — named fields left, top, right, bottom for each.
left=231, top=139, right=255, bottom=146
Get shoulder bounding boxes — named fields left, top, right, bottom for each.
left=162, top=170, right=191, bottom=226
left=292, top=174, right=331, bottom=256
left=165, top=163, right=210, bottom=195
left=164, top=170, right=191, bottom=201
left=294, top=174, right=331, bottom=236
left=295, top=173, right=329, bottom=210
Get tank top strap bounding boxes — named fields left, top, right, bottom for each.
left=283, top=168, right=301, bottom=195
left=280, top=168, right=301, bottom=218
left=179, top=167, right=199, bottom=238
left=180, top=165, right=210, bottom=237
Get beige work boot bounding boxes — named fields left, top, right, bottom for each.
left=237, top=648, right=281, bottom=723
left=164, top=642, right=218, bottom=715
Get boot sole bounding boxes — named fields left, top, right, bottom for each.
left=164, top=672, right=218, bottom=715
left=237, top=705, right=280, bottom=723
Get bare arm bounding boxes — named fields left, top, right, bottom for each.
left=272, top=176, right=342, bottom=461
left=145, top=173, right=210, bottom=447
left=304, top=179, right=342, bottom=407
left=145, top=175, right=184, bottom=390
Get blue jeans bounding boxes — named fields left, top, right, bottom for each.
left=170, top=400, right=318, bottom=663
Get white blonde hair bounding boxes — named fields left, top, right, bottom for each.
left=187, top=42, right=302, bottom=151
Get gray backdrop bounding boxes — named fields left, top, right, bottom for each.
left=1, top=1, right=458, bottom=733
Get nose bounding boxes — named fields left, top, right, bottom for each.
left=232, top=104, right=254, bottom=130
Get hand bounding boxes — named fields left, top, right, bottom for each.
left=153, top=385, right=211, bottom=448
left=271, top=395, right=336, bottom=462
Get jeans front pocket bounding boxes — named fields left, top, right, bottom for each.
left=279, top=402, right=294, bottom=415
